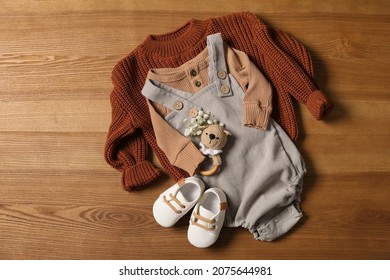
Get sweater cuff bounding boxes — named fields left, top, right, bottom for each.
left=174, top=141, right=205, bottom=176
left=122, top=161, right=161, bottom=191
left=243, top=102, right=272, bottom=130
left=306, top=90, right=334, bottom=120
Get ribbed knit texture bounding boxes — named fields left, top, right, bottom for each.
left=243, top=102, right=272, bottom=130
left=104, top=12, right=333, bottom=191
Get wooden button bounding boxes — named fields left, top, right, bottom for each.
left=220, top=85, right=230, bottom=95
left=189, top=108, right=199, bottom=118
left=190, top=69, right=197, bottom=76
left=173, top=100, right=183, bottom=110
left=195, top=81, right=202, bottom=87
left=217, top=70, right=227, bottom=80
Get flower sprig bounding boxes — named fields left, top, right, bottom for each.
left=183, top=109, right=224, bottom=137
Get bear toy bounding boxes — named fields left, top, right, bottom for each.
left=197, top=124, right=231, bottom=176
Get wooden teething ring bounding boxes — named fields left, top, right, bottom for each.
left=196, top=165, right=220, bottom=176
left=196, top=154, right=221, bottom=176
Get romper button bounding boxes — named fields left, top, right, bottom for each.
left=190, top=69, right=197, bottom=76
left=173, top=100, right=183, bottom=110
left=189, top=108, right=199, bottom=118
left=220, top=85, right=230, bottom=95
left=195, top=81, right=202, bottom=87
left=217, top=70, right=227, bottom=80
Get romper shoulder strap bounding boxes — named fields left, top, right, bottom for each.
left=142, top=79, right=202, bottom=117
left=207, top=33, right=233, bottom=97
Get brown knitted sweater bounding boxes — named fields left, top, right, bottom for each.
left=104, top=12, right=333, bottom=191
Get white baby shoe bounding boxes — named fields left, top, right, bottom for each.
left=187, top=188, right=227, bottom=248
left=153, top=177, right=205, bottom=227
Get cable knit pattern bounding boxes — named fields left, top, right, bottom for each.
left=104, top=12, right=333, bottom=190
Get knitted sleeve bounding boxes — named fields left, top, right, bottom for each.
left=246, top=13, right=333, bottom=120
left=104, top=62, right=160, bottom=191
left=146, top=100, right=205, bottom=175
left=270, top=28, right=334, bottom=120
left=226, top=47, right=272, bottom=130
left=271, top=28, right=315, bottom=78
left=104, top=94, right=160, bottom=190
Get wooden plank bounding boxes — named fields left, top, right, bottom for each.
left=0, top=0, right=389, bottom=260
left=0, top=172, right=388, bottom=259
left=1, top=0, right=389, bottom=15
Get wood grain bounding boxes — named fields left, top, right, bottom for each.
left=0, top=0, right=389, bottom=260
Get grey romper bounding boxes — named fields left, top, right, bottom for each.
left=142, top=33, right=306, bottom=241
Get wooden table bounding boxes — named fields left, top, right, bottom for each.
left=1, top=0, right=389, bottom=260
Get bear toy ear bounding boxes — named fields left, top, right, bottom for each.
left=224, top=129, right=232, bottom=136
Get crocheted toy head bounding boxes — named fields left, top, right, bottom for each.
left=200, top=124, right=231, bottom=150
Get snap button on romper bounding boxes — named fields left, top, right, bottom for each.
left=142, top=33, right=306, bottom=241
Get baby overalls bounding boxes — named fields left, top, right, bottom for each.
left=142, top=33, right=306, bottom=241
